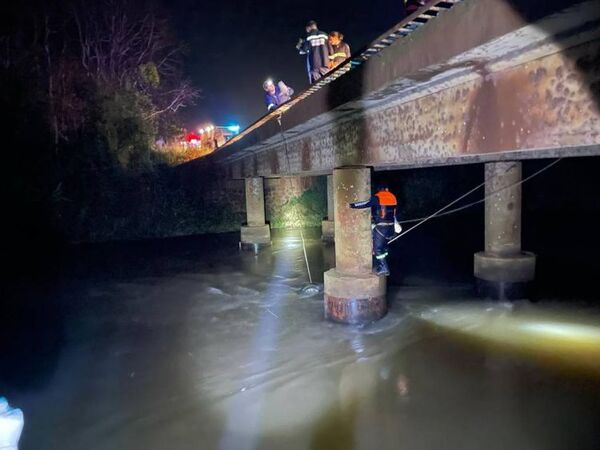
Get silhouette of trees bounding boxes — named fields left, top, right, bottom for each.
left=1, top=0, right=203, bottom=242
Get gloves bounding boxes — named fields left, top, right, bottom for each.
left=394, top=219, right=402, bottom=234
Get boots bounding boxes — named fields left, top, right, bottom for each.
left=374, top=257, right=390, bottom=276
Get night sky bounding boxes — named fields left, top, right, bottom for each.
left=167, top=0, right=405, bottom=128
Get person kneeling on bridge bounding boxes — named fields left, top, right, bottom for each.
left=349, top=184, right=402, bottom=276
left=263, top=79, right=294, bottom=111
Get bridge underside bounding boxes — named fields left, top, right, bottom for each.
left=198, top=0, right=600, bottom=179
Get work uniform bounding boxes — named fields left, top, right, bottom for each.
left=350, top=189, right=401, bottom=276
left=298, top=29, right=331, bottom=83
left=329, top=41, right=351, bottom=67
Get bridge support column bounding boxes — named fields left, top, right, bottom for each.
left=474, top=162, right=536, bottom=299
left=324, top=167, right=386, bottom=324
left=321, top=175, right=335, bottom=242
left=240, top=177, right=271, bottom=252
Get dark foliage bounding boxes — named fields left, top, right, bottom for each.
left=1, top=0, right=205, bottom=247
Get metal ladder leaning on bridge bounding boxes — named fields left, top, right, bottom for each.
left=223, top=0, right=464, bottom=147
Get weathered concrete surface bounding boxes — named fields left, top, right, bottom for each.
left=241, top=177, right=271, bottom=248
left=264, top=176, right=326, bottom=229
left=333, top=168, right=372, bottom=274
left=322, top=175, right=335, bottom=242
left=186, top=0, right=600, bottom=179
left=484, top=162, right=523, bottom=256
left=474, top=162, right=536, bottom=291
left=325, top=167, right=386, bottom=323
left=245, top=178, right=266, bottom=227
left=240, top=225, right=271, bottom=248
left=324, top=270, right=386, bottom=324
left=474, top=251, right=536, bottom=283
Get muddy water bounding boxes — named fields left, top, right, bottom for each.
left=3, top=230, right=600, bottom=450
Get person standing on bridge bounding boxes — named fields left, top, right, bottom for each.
left=349, top=184, right=402, bottom=276
left=296, top=20, right=331, bottom=84
left=328, top=31, right=351, bottom=69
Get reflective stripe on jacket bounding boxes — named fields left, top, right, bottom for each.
left=300, top=29, right=330, bottom=72
left=329, top=42, right=351, bottom=66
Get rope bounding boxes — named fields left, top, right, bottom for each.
left=388, top=158, right=562, bottom=245
left=279, top=118, right=315, bottom=286
left=300, top=229, right=313, bottom=284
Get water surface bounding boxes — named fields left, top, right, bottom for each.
left=2, top=230, right=600, bottom=449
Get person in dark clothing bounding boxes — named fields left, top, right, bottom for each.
left=405, top=0, right=426, bottom=15
left=349, top=185, right=402, bottom=276
left=328, top=31, right=351, bottom=69
left=296, top=20, right=330, bottom=84
left=263, top=79, right=294, bottom=111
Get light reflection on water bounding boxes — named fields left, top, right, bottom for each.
left=416, top=302, right=600, bottom=375
left=5, top=230, right=600, bottom=450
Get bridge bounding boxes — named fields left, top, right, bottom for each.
left=182, top=0, right=600, bottom=324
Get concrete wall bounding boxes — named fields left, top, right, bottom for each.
left=264, top=176, right=326, bottom=229
left=175, top=164, right=246, bottom=234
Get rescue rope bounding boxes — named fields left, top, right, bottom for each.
left=388, top=158, right=562, bottom=245
left=279, top=117, right=319, bottom=291
left=300, top=229, right=313, bottom=284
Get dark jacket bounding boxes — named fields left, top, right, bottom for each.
left=350, top=190, right=400, bottom=224
left=329, top=42, right=351, bottom=66
left=298, top=29, right=330, bottom=72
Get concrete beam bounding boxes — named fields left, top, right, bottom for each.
left=324, top=167, right=386, bottom=324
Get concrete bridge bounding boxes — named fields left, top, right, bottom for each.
left=185, top=0, right=600, bottom=324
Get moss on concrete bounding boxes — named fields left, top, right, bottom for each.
left=269, top=181, right=326, bottom=229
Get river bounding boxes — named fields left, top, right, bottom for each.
left=2, top=230, right=600, bottom=449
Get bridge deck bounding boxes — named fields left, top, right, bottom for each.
left=190, top=0, right=600, bottom=178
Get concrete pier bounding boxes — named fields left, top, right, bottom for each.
left=324, top=167, right=386, bottom=324
left=474, top=162, right=536, bottom=299
left=240, top=177, right=271, bottom=251
left=321, top=175, right=335, bottom=242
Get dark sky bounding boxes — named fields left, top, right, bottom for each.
left=166, top=0, right=404, bottom=129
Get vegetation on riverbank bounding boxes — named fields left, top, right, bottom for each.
left=2, top=1, right=212, bottom=243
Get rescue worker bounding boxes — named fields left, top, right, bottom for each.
left=263, top=79, right=294, bottom=111
left=328, top=31, right=351, bottom=69
left=296, top=20, right=330, bottom=84
left=349, top=184, right=402, bottom=276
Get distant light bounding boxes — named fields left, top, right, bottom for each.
left=227, top=125, right=241, bottom=134
left=199, top=128, right=205, bottom=134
